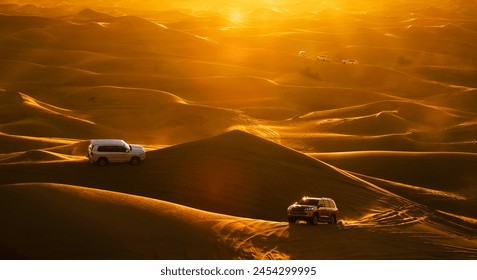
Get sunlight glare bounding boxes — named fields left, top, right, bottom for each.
left=229, top=8, right=244, bottom=24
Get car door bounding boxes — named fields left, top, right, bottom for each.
left=321, top=200, right=332, bottom=220
left=114, top=145, right=130, bottom=162
left=98, top=146, right=117, bottom=162
left=104, top=146, right=119, bottom=162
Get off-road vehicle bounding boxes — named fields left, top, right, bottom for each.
left=342, top=59, right=358, bottom=64
left=287, top=196, right=339, bottom=225
left=316, top=55, right=331, bottom=62
left=87, top=139, right=146, bottom=166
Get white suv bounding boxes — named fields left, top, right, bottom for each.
left=87, top=139, right=146, bottom=166
left=316, top=55, right=331, bottom=62
left=342, top=59, right=358, bottom=64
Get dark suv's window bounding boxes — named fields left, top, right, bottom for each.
left=324, top=200, right=332, bottom=208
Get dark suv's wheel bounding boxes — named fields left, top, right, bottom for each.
left=97, top=157, right=108, bottom=167
left=308, top=214, right=319, bottom=225
left=288, top=217, right=296, bottom=224
left=130, top=157, right=141, bottom=165
left=329, top=215, right=337, bottom=224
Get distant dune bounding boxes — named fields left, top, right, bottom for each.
left=1, top=0, right=477, bottom=259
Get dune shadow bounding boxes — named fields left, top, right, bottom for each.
left=0, top=242, right=28, bottom=260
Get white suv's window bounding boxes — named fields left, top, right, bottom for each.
left=97, top=146, right=108, bottom=152
left=97, top=145, right=128, bottom=152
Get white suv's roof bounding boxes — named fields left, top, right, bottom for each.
left=301, top=197, right=334, bottom=201
left=90, top=139, right=127, bottom=146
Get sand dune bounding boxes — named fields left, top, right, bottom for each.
left=68, top=8, right=114, bottom=23
left=0, top=13, right=61, bottom=33
left=312, top=151, right=477, bottom=217
left=276, top=97, right=477, bottom=153
left=1, top=1, right=477, bottom=259
left=0, top=183, right=288, bottom=259
left=0, top=130, right=400, bottom=221
left=426, top=89, right=477, bottom=113
left=0, top=149, right=77, bottom=163
left=412, top=66, right=477, bottom=89
left=0, top=132, right=78, bottom=153
left=1, top=148, right=476, bottom=259
left=281, top=99, right=474, bottom=144
left=0, top=90, right=106, bottom=138
left=12, top=129, right=474, bottom=261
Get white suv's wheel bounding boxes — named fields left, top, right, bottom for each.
left=97, top=157, right=108, bottom=167
left=130, top=157, right=141, bottom=165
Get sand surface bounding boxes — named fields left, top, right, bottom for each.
left=1, top=0, right=477, bottom=259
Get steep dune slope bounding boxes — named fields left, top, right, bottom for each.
left=142, top=130, right=405, bottom=221
left=0, top=183, right=287, bottom=259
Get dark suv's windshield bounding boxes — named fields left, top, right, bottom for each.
left=297, top=198, right=320, bottom=206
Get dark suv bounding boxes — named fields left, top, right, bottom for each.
left=287, top=197, right=339, bottom=225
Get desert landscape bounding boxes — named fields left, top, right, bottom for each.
left=0, top=0, right=476, bottom=259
